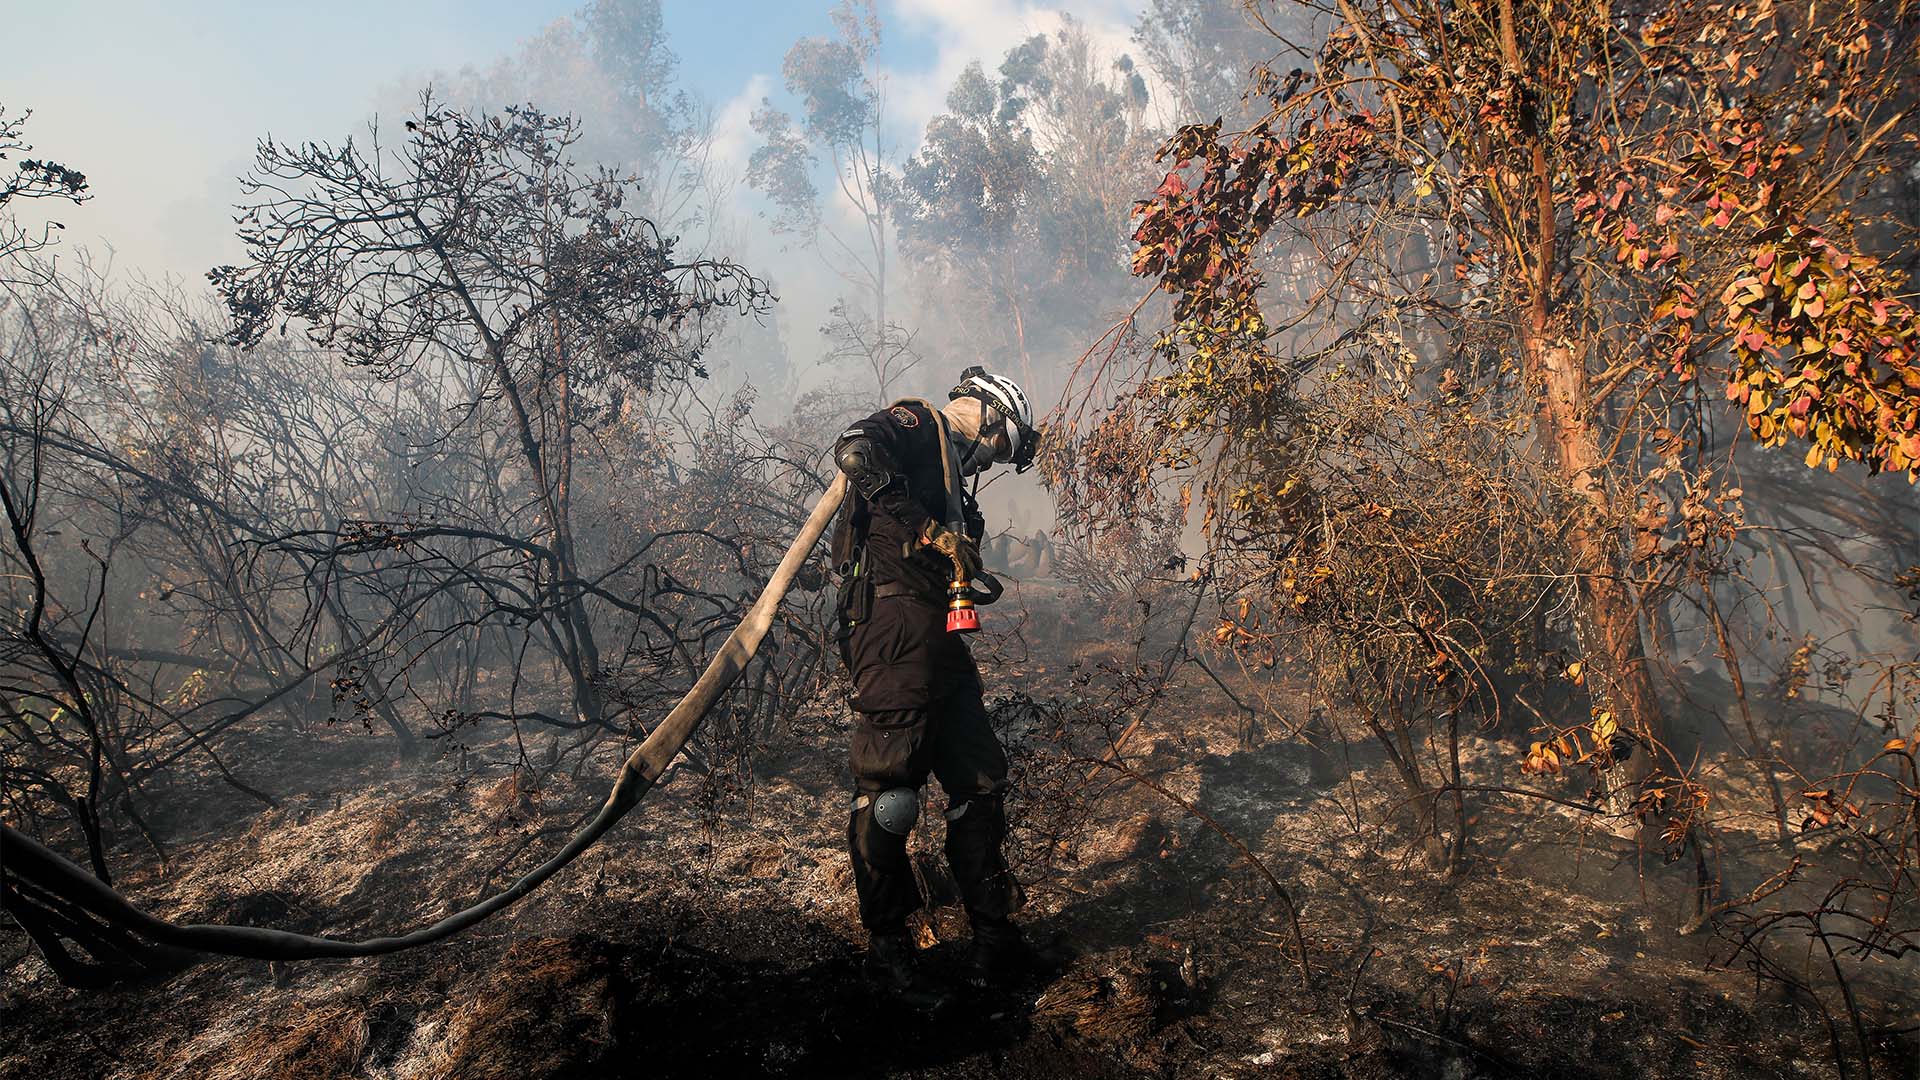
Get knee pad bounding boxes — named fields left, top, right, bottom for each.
left=855, top=787, right=920, bottom=836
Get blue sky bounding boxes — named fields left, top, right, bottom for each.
left=1, top=1, right=1142, bottom=285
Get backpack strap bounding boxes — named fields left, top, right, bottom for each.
left=890, top=398, right=964, bottom=535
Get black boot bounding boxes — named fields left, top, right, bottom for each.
left=962, top=916, right=1036, bottom=988
left=866, top=933, right=955, bottom=1011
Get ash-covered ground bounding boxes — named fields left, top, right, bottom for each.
left=3, top=587, right=1914, bottom=1079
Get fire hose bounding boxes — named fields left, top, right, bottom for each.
left=0, top=475, right=849, bottom=968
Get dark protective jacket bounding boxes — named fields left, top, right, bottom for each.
left=832, top=402, right=1024, bottom=933
left=830, top=401, right=984, bottom=608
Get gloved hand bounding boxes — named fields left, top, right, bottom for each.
left=920, top=520, right=983, bottom=581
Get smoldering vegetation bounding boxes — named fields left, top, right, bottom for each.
left=4, top=2, right=1920, bottom=1078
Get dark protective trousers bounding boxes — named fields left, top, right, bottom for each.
left=841, top=594, right=1025, bottom=935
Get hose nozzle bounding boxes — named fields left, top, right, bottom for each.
left=945, top=541, right=982, bottom=634
left=947, top=575, right=980, bottom=633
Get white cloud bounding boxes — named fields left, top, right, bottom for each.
left=711, top=73, right=774, bottom=178
left=880, top=0, right=1147, bottom=153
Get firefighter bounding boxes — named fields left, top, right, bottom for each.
left=830, top=367, right=1040, bottom=1004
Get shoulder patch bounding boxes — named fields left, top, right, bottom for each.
left=888, top=406, right=920, bottom=428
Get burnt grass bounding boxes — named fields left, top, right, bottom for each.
left=3, top=592, right=1916, bottom=1079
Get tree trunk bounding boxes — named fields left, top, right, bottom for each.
left=1519, top=329, right=1664, bottom=830
left=1524, top=335, right=1664, bottom=740
left=548, top=310, right=604, bottom=727
left=1500, top=0, right=1665, bottom=769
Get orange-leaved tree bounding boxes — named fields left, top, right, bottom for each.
left=1090, top=0, right=1917, bottom=780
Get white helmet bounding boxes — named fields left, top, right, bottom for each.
left=948, top=366, right=1039, bottom=472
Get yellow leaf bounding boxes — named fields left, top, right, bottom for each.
left=1592, top=712, right=1617, bottom=742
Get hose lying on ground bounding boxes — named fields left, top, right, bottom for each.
left=0, top=476, right=847, bottom=977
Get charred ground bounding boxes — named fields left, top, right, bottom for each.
left=4, top=584, right=1910, bottom=1080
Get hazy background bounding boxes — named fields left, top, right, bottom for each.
left=1, top=3, right=1144, bottom=310
left=3, top=0, right=1177, bottom=534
